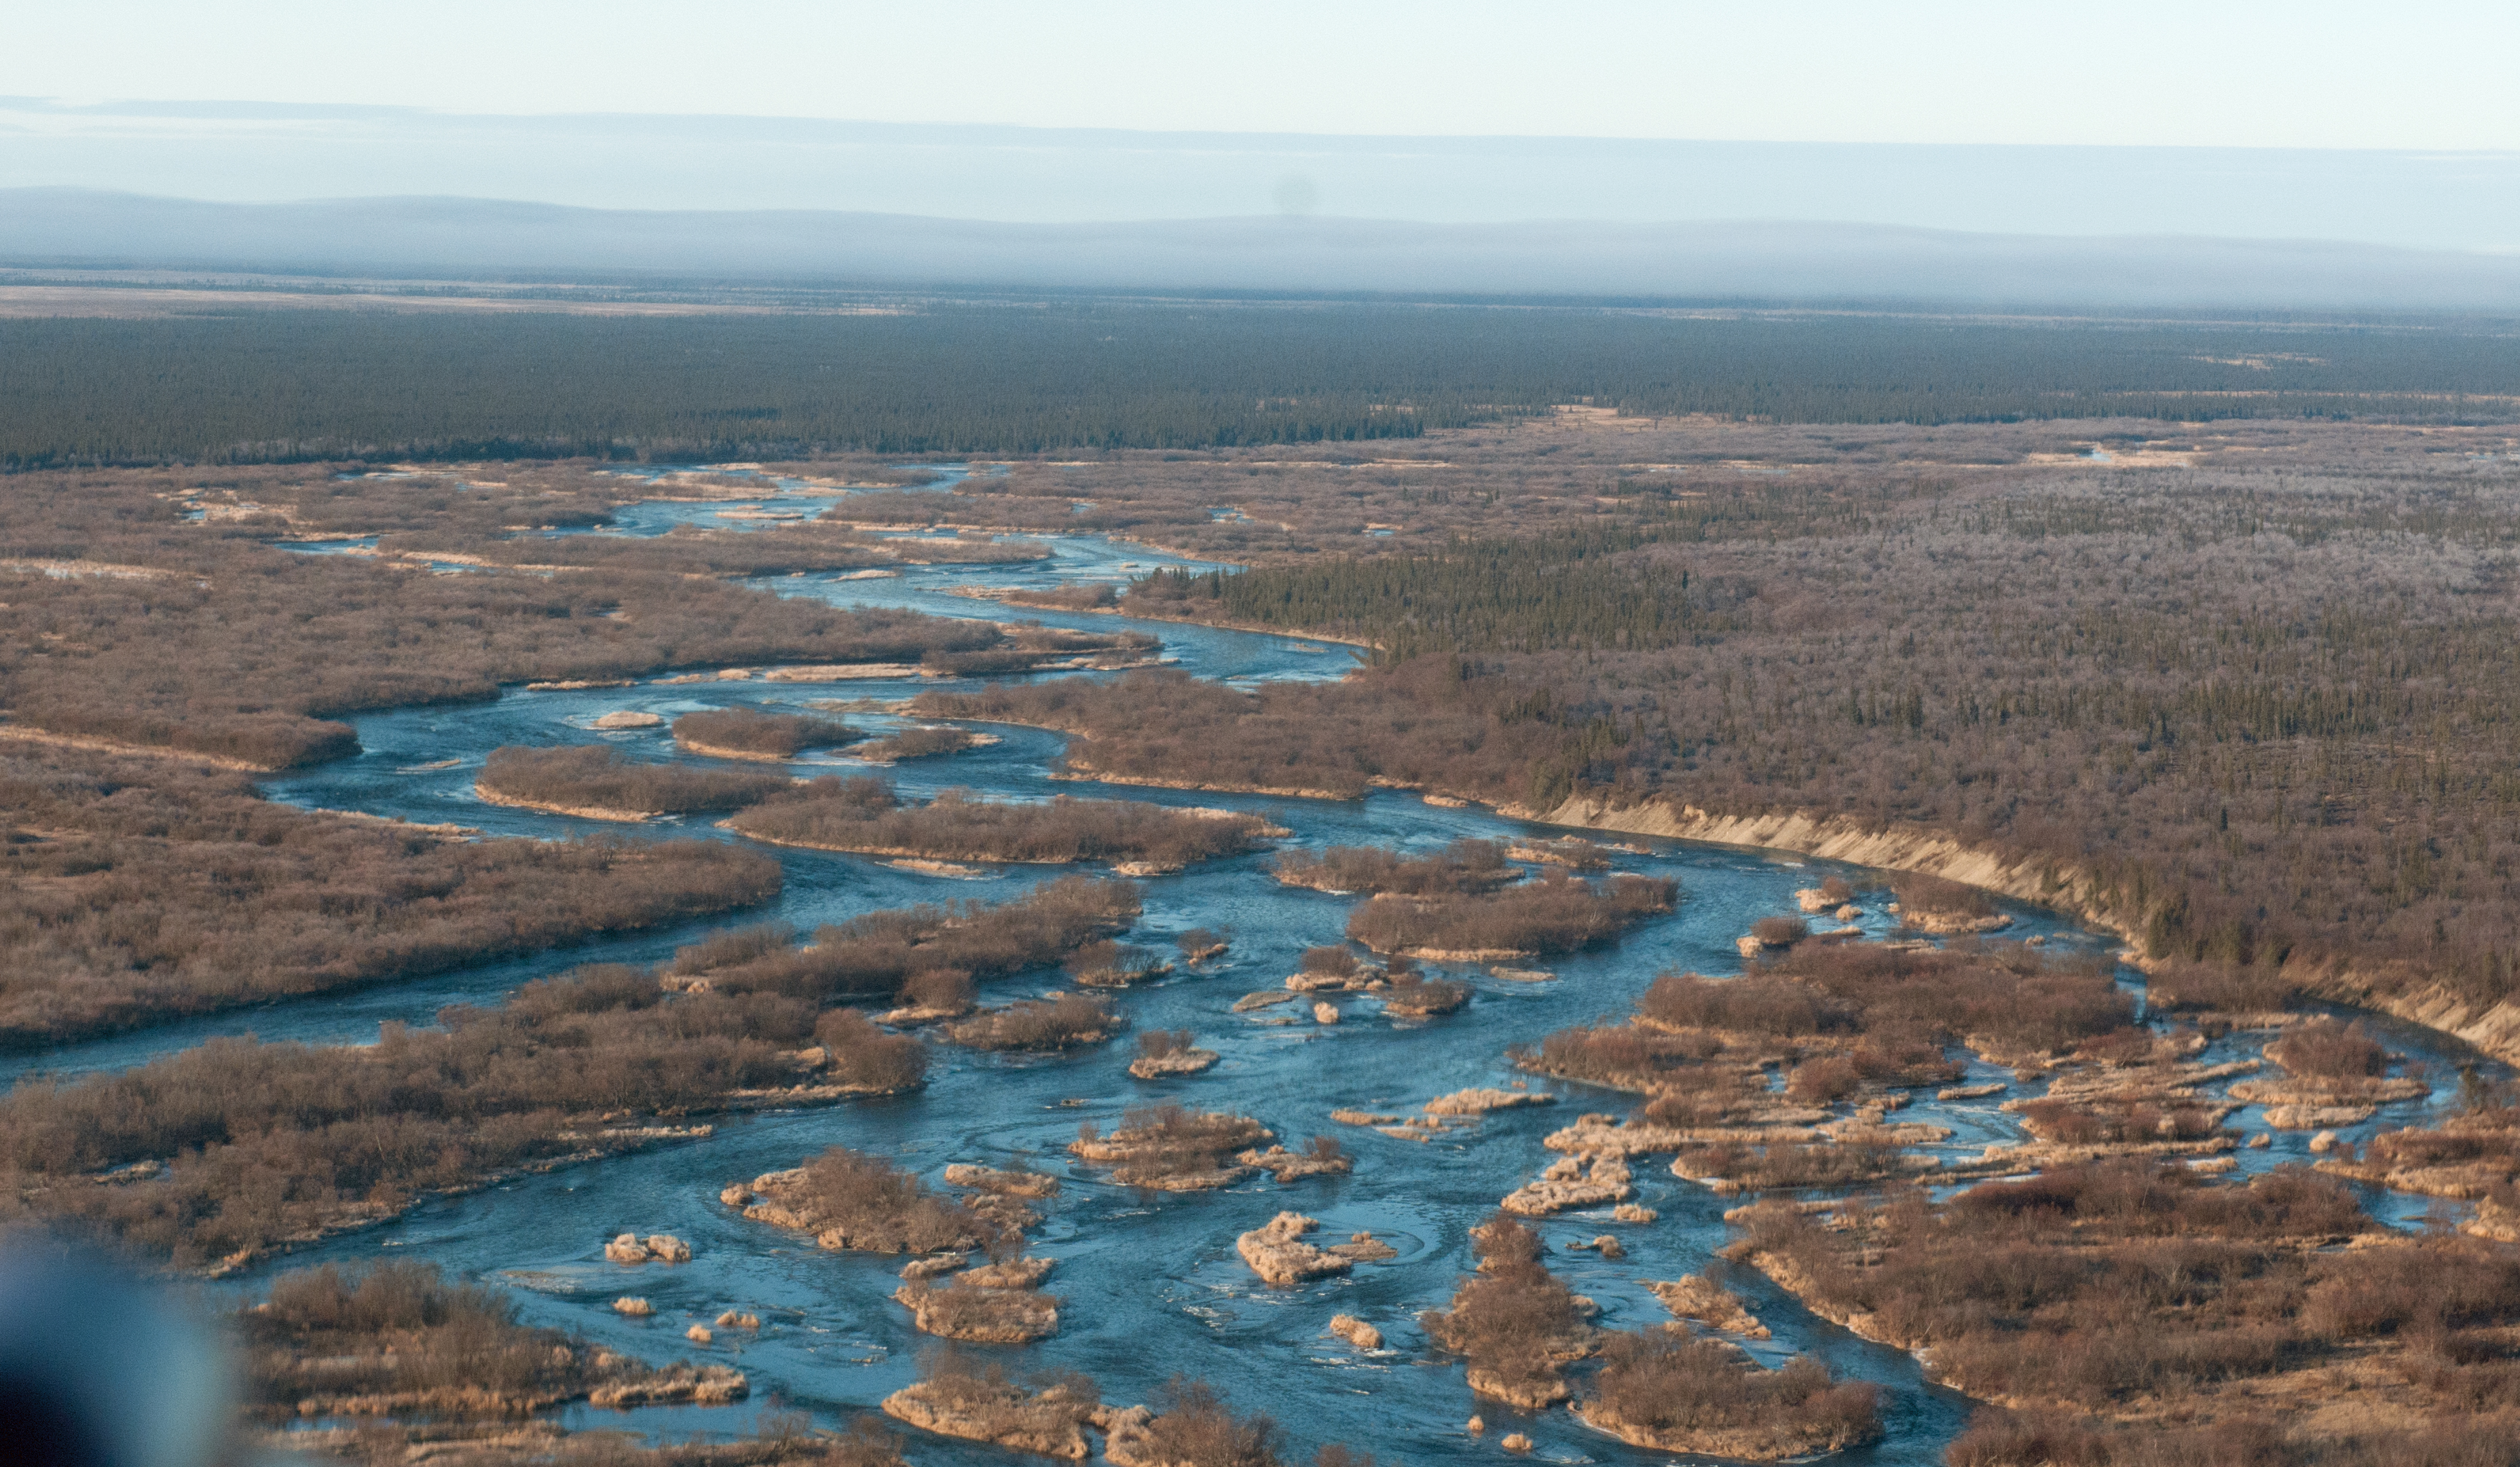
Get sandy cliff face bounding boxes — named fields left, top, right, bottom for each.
left=1532, top=795, right=2520, bottom=1069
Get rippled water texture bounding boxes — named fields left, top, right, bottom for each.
left=41, top=468, right=2494, bottom=1466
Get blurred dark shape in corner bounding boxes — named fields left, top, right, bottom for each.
left=0, top=1234, right=230, bottom=1467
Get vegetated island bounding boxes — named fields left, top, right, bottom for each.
left=849, top=724, right=997, bottom=763
left=236, top=1259, right=848, bottom=1467
left=0, top=743, right=783, bottom=1047
left=1069, top=1103, right=1350, bottom=1191
left=1275, top=946, right=1472, bottom=1020
left=1272, top=838, right=1517, bottom=895
left=0, top=463, right=1178, bottom=1046
left=384, top=517, right=1048, bottom=578
left=722, top=1146, right=1063, bottom=1343
left=880, top=1351, right=1368, bottom=1466
left=671, top=706, right=868, bottom=760
left=1514, top=942, right=2167, bottom=1195
left=0, top=878, right=1137, bottom=1269
left=1730, top=1161, right=2517, bottom=1464
left=0, top=465, right=1098, bottom=771
left=1489, top=927, right=2520, bottom=1458
left=723, top=778, right=1282, bottom=872
left=1346, top=868, right=1675, bottom=960
left=476, top=744, right=797, bottom=821
left=1420, top=1212, right=1878, bottom=1458
left=1128, top=1028, right=1219, bottom=1078
left=245, top=1259, right=745, bottom=1418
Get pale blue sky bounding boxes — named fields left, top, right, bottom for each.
left=12, top=0, right=2518, bottom=149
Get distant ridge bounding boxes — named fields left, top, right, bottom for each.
left=6, top=189, right=2520, bottom=311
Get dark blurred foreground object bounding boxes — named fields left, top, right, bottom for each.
left=0, top=1245, right=228, bottom=1467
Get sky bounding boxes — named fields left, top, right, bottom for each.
left=14, top=0, right=2519, bottom=150
left=6, top=1, right=2517, bottom=254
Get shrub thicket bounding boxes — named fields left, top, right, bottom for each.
left=1345, top=870, right=1675, bottom=956
left=0, top=745, right=781, bottom=1045
left=672, top=707, right=866, bottom=758
left=728, top=783, right=1274, bottom=867
left=479, top=745, right=794, bottom=814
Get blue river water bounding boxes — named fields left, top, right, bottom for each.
left=37, top=467, right=2493, bottom=1466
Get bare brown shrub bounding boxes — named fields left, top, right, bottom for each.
left=999, top=583, right=1119, bottom=611
left=1420, top=1214, right=1593, bottom=1404
left=1131, top=1376, right=1293, bottom=1467
left=1784, top=1055, right=1861, bottom=1104
left=1063, top=940, right=1168, bottom=986
left=1273, top=840, right=1512, bottom=895
left=2142, top=961, right=2300, bottom=1015
left=898, top=968, right=978, bottom=1014
left=1136, top=1030, right=1198, bottom=1061
left=1346, top=870, right=1676, bottom=957
left=2266, top=1018, right=2388, bottom=1079
left=779, top=1147, right=1009, bottom=1254
left=812, top=1009, right=931, bottom=1091
left=1637, top=971, right=1857, bottom=1037
left=1749, top=915, right=1810, bottom=947
left=673, top=707, right=864, bottom=758
left=1072, top=1104, right=1270, bottom=1187
left=699, top=876, right=1141, bottom=1002
left=1892, top=872, right=1997, bottom=919
left=1514, top=1024, right=1724, bottom=1090
left=946, top=994, right=1119, bottom=1052
left=1584, top=1331, right=1879, bottom=1453
left=0, top=745, right=781, bottom=1045
left=243, top=1261, right=631, bottom=1416
left=479, top=745, right=794, bottom=815
left=852, top=726, right=987, bottom=762
left=728, top=783, right=1273, bottom=867
left=1300, top=946, right=1363, bottom=976
left=1382, top=973, right=1472, bottom=1016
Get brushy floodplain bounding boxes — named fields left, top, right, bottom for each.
left=7, top=308, right=2520, bottom=1464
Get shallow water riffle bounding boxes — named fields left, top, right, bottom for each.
left=76, top=496, right=2485, bottom=1463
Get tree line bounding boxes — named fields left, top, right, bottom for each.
left=7, top=305, right=2518, bottom=468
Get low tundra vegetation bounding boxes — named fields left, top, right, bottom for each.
left=0, top=880, right=1130, bottom=1263
left=1580, top=1331, right=1880, bottom=1458
left=676, top=876, right=1141, bottom=1003
left=672, top=707, right=866, bottom=758
left=0, top=745, right=781, bottom=1046
left=851, top=725, right=989, bottom=762
left=478, top=744, right=794, bottom=815
left=1272, top=839, right=1514, bottom=895
left=1346, top=869, right=1676, bottom=957
left=1727, top=1162, right=2520, bottom=1459
left=242, top=1261, right=726, bottom=1418
left=1890, top=871, right=1996, bottom=921
left=1073, top=1103, right=1271, bottom=1188
left=749, top=1147, right=1014, bottom=1256
left=726, top=780, right=1276, bottom=868
left=0, top=466, right=1038, bottom=768
left=1420, top=1214, right=1595, bottom=1406
left=947, top=993, right=1122, bottom=1052
left=2265, top=1016, right=2388, bottom=1079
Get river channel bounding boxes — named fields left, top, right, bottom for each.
left=31, top=468, right=2489, bottom=1466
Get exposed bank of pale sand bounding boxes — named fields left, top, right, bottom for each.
left=0, top=724, right=277, bottom=772
left=474, top=783, right=660, bottom=823
left=1527, top=794, right=2520, bottom=1069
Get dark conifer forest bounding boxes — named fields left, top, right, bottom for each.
left=4, top=303, right=2517, bottom=467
